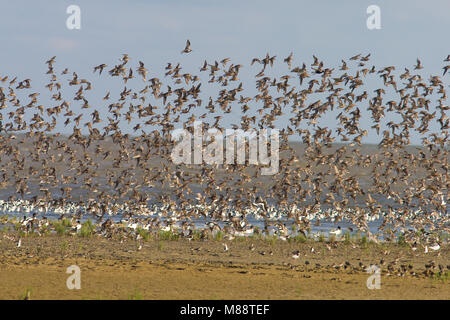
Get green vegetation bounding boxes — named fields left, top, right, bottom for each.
left=136, top=228, right=151, bottom=241
left=0, top=220, right=446, bottom=248
left=360, top=234, right=368, bottom=248
left=79, top=220, right=96, bottom=238
left=128, top=289, right=143, bottom=300
left=20, top=287, right=32, bottom=300
left=343, top=231, right=351, bottom=244
left=290, top=233, right=307, bottom=243
left=431, top=271, right=449, bottom=283
left=439, top=232, right=449, bottom=243
left=158, top=230, right=180, bottom=241
left=397, top=233, right=407, bottom=246
left=318, top=233, right=325, bottom=242
left=264, top=235, right=277, bottom=245
left=52, top=218, right=72, bottom=236
left=191, top=229, right=205, bottom=241
left=60, top=240, right=69, bottom=253
left=213, top=231, right=224, bottom=241
left=328, top=234, right=336, bottom=243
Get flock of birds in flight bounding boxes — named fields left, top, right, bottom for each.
left=0, top=40, right=448, bottom=247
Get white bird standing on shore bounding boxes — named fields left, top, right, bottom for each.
left=429, top=243, right=440, bottom=251
left=329, top=226, right=342, bottom=236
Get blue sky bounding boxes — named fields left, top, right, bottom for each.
left=1, top=0, right=449, bottom=144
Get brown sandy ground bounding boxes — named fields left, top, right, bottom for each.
left=0, top=234, right=448, bottom=300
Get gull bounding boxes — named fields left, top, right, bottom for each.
left=127, top=221, right=138, bottom=230
left=292, top=250, right=300, bottom=259
left=429, top=243, right=440, bottom=251
left=73, top=220, right=82, bottom=233
left=223, top=243, right=229, bottom=252
left=329, top=226, right=342, bottom=236
left=17, top=238, right=21, bottom=248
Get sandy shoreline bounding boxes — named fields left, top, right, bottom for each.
left=0, top=234, right=448, bottom=300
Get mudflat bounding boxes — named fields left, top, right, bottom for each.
left=0, top=234, right=448, bottom=299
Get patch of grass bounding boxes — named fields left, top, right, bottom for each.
left=20, top=287, right=32, bottom=300
left=62, top=218, right=72, bottom=228
left=415, top=229, right=422, bottom=239
left=157, top=242, right=164, bottom=251
left=60, top=240, right=69, bottom=253
left=54, top=223, right=66, bottom=235
left=128, top=289, right=143, bottom=300
left=431, top=271, right=449, bottom=283
left=383, top=228, right=394, bottom=243
left=318, top=233, right=325, bottom=243
left=214, top=231, right=224, bottom=241
left=191, top=230, right=204, bottom=241
left=40, top=225, right=51, bottom=236
left=249, top=233, right=262, bottom=241
left=328, top=234, right=336, bottom=243
left=136, top=228, right=151, bottom=241
left=265, top=235, right=277, bottom=245
left=79, top=220, right=96, bottom=238
left=158, top=230, right=180, bottom=241
left=234, top=236, right=246, bottom=242
left=52, top=219, right=71, bottom=236
left=360, top=234, right=368, bottom=248
left=13, top=223, right=26, bottom=237
left=397, top=233, right=407, bottom=246
left=439, top=232, right=449, bottom=243
left=290, top=233, right=307, bottom=243
left=343, top=231, right=351, bottom=244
